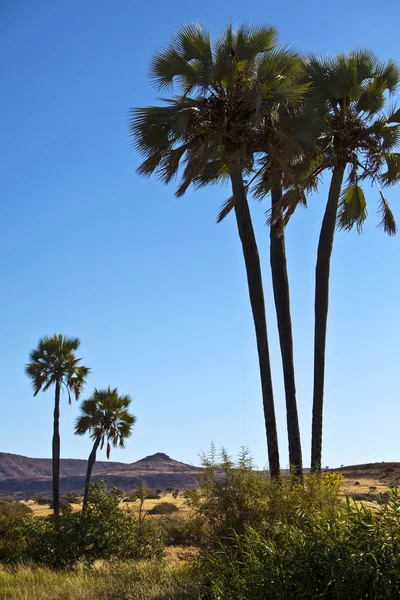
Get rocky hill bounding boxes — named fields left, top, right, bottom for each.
left=0, top=452, right=201, bottom=498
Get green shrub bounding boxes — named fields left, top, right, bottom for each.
left=65, top=492, right=81, bottom=504
left=33, top=496, right=52, bottom=506
left=201, top=484, right=400, bottom=599
left=159, top=514, right=207, bottom=547
left=49, top=498, right=72, bottom=512
left=0, top=499, right=32, bottom=517
left=0, top=481, right=164, bottom=569
left=149, top=501, right=179, bottom=515
left=123, top=488, right=161, bottom=502
left=185, top=447, right=342, bottom=543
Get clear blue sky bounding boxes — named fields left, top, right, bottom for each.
left=1, top=1, right=400, bottom=470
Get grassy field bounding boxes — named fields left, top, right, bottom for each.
left=22, top=493, right=190, bottom=517
left=2, top=471, right=399, bottom=599
left=0, top=559, right=200, bottom=600
left=21, top=476, right=391, bottom=517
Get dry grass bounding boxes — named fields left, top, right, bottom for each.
left=0, top=558, right=199, bottom=600
left=22, top=493, right=190, bottom=518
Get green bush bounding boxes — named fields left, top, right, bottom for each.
left=123, top=488, right=161, bottom=502
left=204, top=491, right=400, bottom=599
left=33, top=496, right=52, bottom=506
left=159, top=514, right=207, bottom=547
left=0, top=481, right=164, bottom=569
left=49, top=498, right=72, bottom=512
left=185, top=447, right=342, bottom=543
left=190, top=452, right=400, bottom=600
left=0, top=499, right=32, bottom=517
left=149, top=501, right=179, bottom=515
left=64, top=492, right=82, bottom=504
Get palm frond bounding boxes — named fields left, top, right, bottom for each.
left=337, top=185, right=367, bottom=233
left=377, top=189, right=397, bottom=235
left=216, top=195, right=236, bottom=222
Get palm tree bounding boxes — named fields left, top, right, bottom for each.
left=75, top=387, right=136, bottom=510
left=130, top=23, right=308, bottom=477
left=251, top=105, right=321, bottom=477
left=25, top=334, right=90, bottom=517
left=302, top=51, right=400, bottom=471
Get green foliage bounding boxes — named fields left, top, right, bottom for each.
left=131, top=22, right=309, bottom=205
left=49, top=498, right=72, bottom=512
left=159, top=514, right=207, bottom=547
left=203, top=488, right=400, bottom=599
left=75, top=386, right=136, bottom=460
left=0, top=481, right=163, bottom=569
left=0, top=499, right=32, bottom=517
left=124, top=489, right=161, bottom=502
left=33, top=496, right=52, bottom=506
left=148, top=502, right=179, bottom=515
left=64, top=493, right=82, bottom=504
left=25, top=334, right=90, bottom=402
left=185, top=447, right=342, bottom=542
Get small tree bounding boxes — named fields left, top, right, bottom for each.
left=75, top=387, right=136, bottom=510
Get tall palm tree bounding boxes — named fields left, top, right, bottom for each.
left=25, top=334, right=90, bottom=517
left=301, top=51, right=400, bottom=471
left=250, top=105, right=321, bottom=477
left=130, top=23, right=308, bottom=477
left=75, top=387, right=136, bottom=510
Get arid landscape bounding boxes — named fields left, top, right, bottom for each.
left=1, top=451, right=398, bottom=507
left=0, top=452, right=201, bottom=497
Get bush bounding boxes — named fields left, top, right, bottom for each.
left=49, top=498, right=72, bottom=512
left=65, top=492, right=81, bottom=504
left=0, top=481, right=164, bottom=569
left=123, top=488, right=161, bottom=502
left=203, top=490, right=400, bottom=599
left=146, top=492, right=162, bottom=500
left=0, top=499, right=32, bottom=517
left=149, top=502, right=179, bottom=515
left=185, top=447, right=343, bottom=542
left=33, top=496, right=52, bottom=506
left=159, top=514, right=207, bottom=547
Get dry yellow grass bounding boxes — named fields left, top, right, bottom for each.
left=20, top=477, right=392, bottom=518
left=22, top=493, right=190, bottom=518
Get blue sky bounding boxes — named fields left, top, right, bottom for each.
left=1, top=1, right=400, bottom=469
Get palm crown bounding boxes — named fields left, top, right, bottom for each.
left=302, top=50, right=400, bottom=233
left=25, top=334, right=90, bottom=402
left=75, top=387, right=136, bottom=459
left=130, top=23, right=309, bottom=201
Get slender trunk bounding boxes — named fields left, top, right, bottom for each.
left=52, top=380, right=61, bottom=518
left=270, top=170, right=302, bottom=477
left=311, top=165, right=345, bottom=473
left=228, top=151, right=280, bottom=477
left=82, top=436, right=101, bottom=511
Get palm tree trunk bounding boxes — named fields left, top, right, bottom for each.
left=311, top=164, right=345, bottom=473
left=228, top=151, right=280, bottom=477
left=82, top=436, right=101, bottom=511
left=52, top=380, right=61, bottom=518
left=270, top=170, right=302, bottom=477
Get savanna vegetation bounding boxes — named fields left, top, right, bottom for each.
left=4, top=19, right=400, bottom=600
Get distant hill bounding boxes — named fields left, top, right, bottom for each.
left=332, top=462, right=400, bottom=482
left=0, top=452, right=201, bottom=498
left=2, top=453, right=399, bottom=499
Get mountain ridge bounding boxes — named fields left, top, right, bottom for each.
left=0, top=452, right=201, bottom=497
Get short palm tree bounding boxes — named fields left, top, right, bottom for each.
left=75, top=387, right=136, bottom=510
left=25, top=334, right=90, bottom=517
left=130, top=23, right=308, bottom=477
left=302, top=51, right=400, bottom=471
